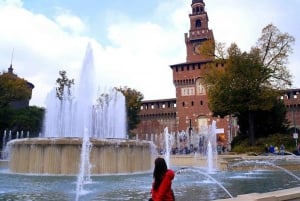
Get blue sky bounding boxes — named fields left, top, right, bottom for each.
left=0, top=0, right=299, bottom=107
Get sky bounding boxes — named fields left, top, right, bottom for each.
left=0, top=0, right=299, bottom=107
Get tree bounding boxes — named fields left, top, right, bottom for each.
left=56, top=70, right=74, bottom=100
left=0, top=107, right=13, bottom=131
left=203, top=24, right=294, bottom=145
left=0, top=71, right=45, bottom=150
left=9, top=106, right=45, bottom=136
left=115, top=86, right=144, bottom=138
left=0, top=72, right=31, bottom=108
left=236, top=99, right=289, bottom=140
left=0, top=106, right=45, bottom=149
left=256, top=24, right=294, bottom=89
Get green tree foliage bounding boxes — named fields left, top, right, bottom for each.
left=0, top=72, right=31, bottom=108
left=115, top=86, right=144, bottom=137
left=0, top=72, right=45, bottom=149
left=9, top=106, right=44, bottom=135
left=0, top=107, right=13, bottom=131
left=56, top=70, right=74, bottom=100
left=256, top=24, right=294, bottom=89
left=236, top=99, right=289, bottom=139
left=0, top=106, right=45, bottom=149
left=203, top=24, right=294, bottom=145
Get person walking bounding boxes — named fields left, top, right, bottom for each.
left=280, top=144, right=285, bottom=155
left=150, top=157, right=175, bottom=201
left=269, top=145, right=275, bottom=154
left=264, top=144, right=269, bottom=153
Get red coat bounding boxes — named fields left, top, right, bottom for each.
left=151, top=169, right=175, bottom=201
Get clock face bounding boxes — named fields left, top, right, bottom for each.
left=193, top=43, right=201, bottom=55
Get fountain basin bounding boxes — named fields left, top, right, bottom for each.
left=168, top=155, right=300, bottom=172
left=8, top=138, right=153, bottom=175
left=219, top=155, right=300, bottom=171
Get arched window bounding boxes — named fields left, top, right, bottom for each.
left=195, top=19, right=201, bottom=28
left=196, top=78, right=206, bottom=95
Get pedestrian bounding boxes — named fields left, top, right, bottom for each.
left=264, top=144, right=269, bottom=153
left=280, top=144, right=285, bottom=155
left=274, top=146, right=279, bottom=153
left=150, top=157, right=175, bottom=201
left=269, top=145, right=275, bottom=153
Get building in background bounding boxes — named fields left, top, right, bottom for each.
left=281, top=89, right=300, bottom=135
left=135, top=0, right=235, bottom=151
left=134, top=0, right=299, bottom=151
left=0, top=64, right=34, bottom=109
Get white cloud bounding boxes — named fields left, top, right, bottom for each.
left=0, top=4, right=94, bottom=106
left=0, top=0, right=23, bottom=7
left=0, top=1, right=181, bottom=107
left=206, top=0, right=300, bottom=88
left=55, top=14, right=87, bottom=34
left=0, top=0, right=299, bottom=108
left=96, top=21, right=180, bottom=100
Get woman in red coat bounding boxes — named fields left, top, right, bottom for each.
left=150, top=157, right=175, bottom=201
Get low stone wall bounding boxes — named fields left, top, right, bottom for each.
left=0, top=160, right=8, bottom=167
left=214, top=187, right=300, bottom=201
left=169, top=154, right=240, bottom=170
left=169, top=154, right=300, bottom=171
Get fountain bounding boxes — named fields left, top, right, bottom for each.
left=7, top=44, right=154, bottom=175
left=205, top=120, right=218, bottom=172
left=1, top=131, right=7, bottom=159
left=163, top=127, right=174, bottom=168
left=207, top=141, right=214, bottom=172
left=169, top=120, right=219, bottom=171
left=176, top=167, right=234, bottom=198
left=2, top=45, right=300, bottom=200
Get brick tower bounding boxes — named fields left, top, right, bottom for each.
left=136, top=0, right=234, bottom=148
left=185, top=0, right=214, bottom=62
left=136, top=0, right=299, bottom=149
left=170, top=0, right=228, bottom=137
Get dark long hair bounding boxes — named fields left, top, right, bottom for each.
left=153, top=157, right=168, bottom=190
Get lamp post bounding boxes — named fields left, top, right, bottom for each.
left=188, top=118, right=192, bottom=134
left=292, top=104, right=298, bottom=149
left=227, top=115, right=232, bottom=151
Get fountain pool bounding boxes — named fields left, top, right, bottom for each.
left=3, top=43, right=300, bottom=200
left=1, top=164, right=300, bottom=201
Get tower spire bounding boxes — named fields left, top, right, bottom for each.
left=192, top=0, right=204, bottom=5
left=185, top=0, right=214, bottom=62
left=8, top=48, right=14, bottom=74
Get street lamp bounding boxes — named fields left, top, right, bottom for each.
left=188, top=118, right=192, bottom=134
left=292, top=104, right=298, bottom=149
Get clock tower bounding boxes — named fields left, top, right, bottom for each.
left=186, top=0, right=214, bottom=62
left=170, top=0, right=225, bottom=135
left=136, top=0, right=234, bottom=150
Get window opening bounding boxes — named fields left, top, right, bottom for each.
left=195, top=19, right=201, bottom=28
